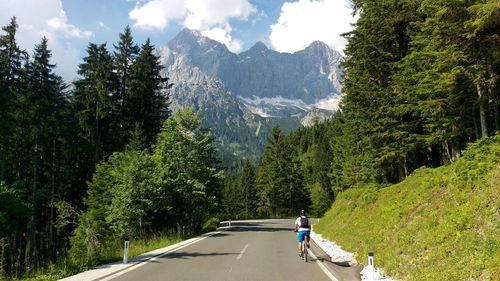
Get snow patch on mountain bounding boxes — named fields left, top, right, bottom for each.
left=239, top=94, right=340, bottom=118
left=242, top=103, right=274, bottom=118
left=239, top=95, right=311, bottom=111
left=313, top=95, right=341, bottom=111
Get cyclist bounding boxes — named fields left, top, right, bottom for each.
left=294, top=210, right=311, bottom=257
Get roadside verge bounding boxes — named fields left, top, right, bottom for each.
left=60, top=228, right=228, bottom=281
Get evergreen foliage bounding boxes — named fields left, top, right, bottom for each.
left=336, top=0, right=500, bottom=186
left=0, top=20, right=174, bottom=279
left=128, top=39, right=172, bottom=149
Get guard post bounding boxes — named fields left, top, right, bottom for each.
left=368, top=252, right=375, bottom=281
left=123, top=240, right=129, bottom=264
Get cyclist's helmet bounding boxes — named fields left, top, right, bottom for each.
left=300, top=210, right=305, bottom=216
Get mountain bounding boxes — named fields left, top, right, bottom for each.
left=158, top=28, right=343, bottom=166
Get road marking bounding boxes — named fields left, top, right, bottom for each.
left=308, top=249, right=339, bottom=281
left=237, top=243, right=249, bottom=260
left=99, top=230, right=223, bottom=281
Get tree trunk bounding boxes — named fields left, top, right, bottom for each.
left=94, top=96, right=100, bottom=165
left=488, top=75, right=499, bottom=134
left=477, top=83, right=488, bottom=138
left=489, top=82, right=499, bottom=134
left=442, top=141, right=452, bottom=164
left=472, top=104, right=480, bottom=140
left=398, top=157, right=408, bottom=181
left=495, top=103, right=500, bottom=134
left=0, top=149, right=4, bottom=182
left=451, top=142, right=460, bottom=162
left=49, top=140, right=55, bottom=261
left=30, top=143, right=38, bottom=270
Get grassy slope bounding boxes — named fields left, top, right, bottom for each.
left=15, top=235, right=181, bottom=281
left=315, top=136, right=500, bottom=281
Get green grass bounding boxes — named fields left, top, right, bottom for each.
left=315, top=135, right=500, bottom=281
left=15, top=234, right=181, bottom=281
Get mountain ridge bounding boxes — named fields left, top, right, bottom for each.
left=159, top=28, right=343, bottom=165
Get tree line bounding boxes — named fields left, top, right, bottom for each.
left=0, top=17, right=223, bottom=278
left=338, top=0, right=499, bottom=185
left=223, top=0, right=499, bottom=219
left=223, top=121, right=334, bottom=219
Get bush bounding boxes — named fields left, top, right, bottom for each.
left=201, top=217, right=221, bottom=233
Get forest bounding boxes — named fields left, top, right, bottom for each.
left=223, top=0, right=499, bottom=219
left=1, top=0, right=499, bottom=279
left=0, top=19, right=223, bottom=278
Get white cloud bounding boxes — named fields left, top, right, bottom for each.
left=183, top=0, right=255, bottom=29
left=129, top=0, right=255, bottom=52
left=129, top=0, right=187, bottom=30
left=201, top=25, right=242, bottom=52
left=97, top=21, right=111, bottom=30
left=0, top=0, right=92, bottom=82
left=269, top=0, right=356, bottom=54
left=47, top=16, right=92, bottom=39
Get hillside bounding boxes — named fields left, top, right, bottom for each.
left=314, top=135, right=500, bottom=281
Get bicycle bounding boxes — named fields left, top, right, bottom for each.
left=301, top=236, right=309, bottom=262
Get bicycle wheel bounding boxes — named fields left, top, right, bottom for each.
left=303, top=240, right=308, bottom=262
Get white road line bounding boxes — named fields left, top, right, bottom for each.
left=99, top=230, right=223, bottom=281
left=236, top=244, right=249, bottom=260
left=308, top=249, right=339, bottom=281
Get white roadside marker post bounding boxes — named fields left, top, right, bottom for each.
left=229, top=219, right=231, bottom=227
left=368, top=252, right=375, bottom=281
left=123, top=241, right=129, bottom=264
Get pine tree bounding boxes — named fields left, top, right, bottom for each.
left=25, top=37, right=67, bottom=265
left=114, top=26, right=139, bottom=143
left=222, top=175, right=244, bottom=219
left=341, top=0, right=422, bottom=183
left=0, top=17, right=22, bottom=182
left=256, top=126, right=307, bottom=217
left=464, top=0, right=500, bottom=137
left=239, top=160, right=257, bottom=218
left=128, top=38, right=171, bottom=148
left=72, top=43, right=119, bottom=164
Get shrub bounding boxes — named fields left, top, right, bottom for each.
left=201, top=217, right=221, bottom=233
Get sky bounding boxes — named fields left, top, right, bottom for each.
left=0, top=0, right=356, bottom=82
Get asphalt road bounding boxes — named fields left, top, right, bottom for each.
left=102, top=219, right=352, bottom=281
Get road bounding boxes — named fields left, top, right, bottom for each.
left=99, top=219, right=356, bottom=281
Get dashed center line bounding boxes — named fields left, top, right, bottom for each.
left=237, top=244, right=249, bottom=260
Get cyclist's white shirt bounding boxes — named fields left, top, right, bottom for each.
left=295, top=216, right=310, bottom=232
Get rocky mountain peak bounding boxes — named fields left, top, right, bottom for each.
left=161, top=28, right=343, bottom=113
left=249, top=41, right=268, bottom=52
left=301, top=40, right=337, bottom=59
left=168, top=28, right=226, bottom=53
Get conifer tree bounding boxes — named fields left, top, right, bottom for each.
left=341, top=0, right=422, bottom=183
left=239, top=160, right=257, bottom=218
left=0, top=17, right=22, bottom=182
left=72, top=43, right=119, bottom=164
left=256, top=126, right=307, bottom=217
left=114, top=26, right=139, bottom=142
left=128, top=38, right=171, bottom=148
left=7, top=36, right=68, bottom=271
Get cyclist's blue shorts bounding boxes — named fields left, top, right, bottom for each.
left=297, top=230, right=311, bottom=243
